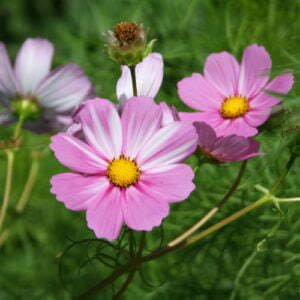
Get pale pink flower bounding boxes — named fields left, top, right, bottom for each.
left=50, top=97, right=197, bottom=240
left=0, top=38, right=92, bottom=131
left=178, top=44, right=294, bottom=137
left=116, top=53, right=163, bottom=104
left=195, top=122, right=261, bottom=162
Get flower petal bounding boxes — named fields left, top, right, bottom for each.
left=238, top=44, right=271, bottom=98
left=116, top=65, right=132, bottom=104
left=15, top=38, right=54, bottom=95
left=122, top=185, right=169, bottom=231
left=179, top=111, right=223, bottom=128
left=0, top=43, right=18, bottom=97
left=121, top=97, right=162, bottom=159
left=35, top=64, right=92, bottom=112
left=177, top=73, right=223, bottom=111
left=194, top=122, right=217, bottom=149
left=212, top=136, right=260, bottom=161
left=204, top=52, right=239, bottom=97
left=244, top=108, right=271, bottom=127
left=50, top=173, right=109, bottom=211
left=78, top=98, right=122, bottom=160
left=86, top=186, right=124, bottom=240
left=160, top=102, right=179, bottom=126
left=137, top=122, right=197, bottom=170
left=250, top=92, right=280, bottom=109
left=116, top=53, right=163, bottom=103
left=266, top=73, right=294, bottom=94
left=50, top=133, right=108, bottom=174
left=141, top=164, right=195, bottom=203
left=215, top=117, right=258, bottom=137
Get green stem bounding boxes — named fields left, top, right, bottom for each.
left=229, top=250, right=258, bottom=300
left=13, top=114, right=25, bottom=140
left=0, top=229, right=10, bottom=248
left=112, top=271, right=136, bottom=300
left=130, top=66, right=138, bottom=97
left=0, top=150, right=15, bottom=232
left=185, top=196, right=269, bottom=246
left=270, top=154, right=297, bottom=193
left=169, top=161, right=247, bottom=247
left=112, top=232, right=146, bottom=299
left=78, top=234, right=146, bottom=299
left=15, top=151, right=41, bottom=214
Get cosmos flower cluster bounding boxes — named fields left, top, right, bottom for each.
left=0, top=23, right=293, bottom=240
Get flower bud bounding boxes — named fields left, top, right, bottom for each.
left=104, top=21, right=155, bottom=66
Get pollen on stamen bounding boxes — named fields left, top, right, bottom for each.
left=220, top=96, right=250, bottom=119
left=107, top=155, right=140, bottom=188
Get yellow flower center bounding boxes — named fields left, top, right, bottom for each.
left=220, top=96, right=249, bottom=119
left=107, top=156, right=140, bottom=188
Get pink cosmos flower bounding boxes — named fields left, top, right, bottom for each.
left=50, top=97, right=197, bottom=240
left=178, top=44, right=294, bottom=137
left=0, top=38, right=92, bottom=131
left=195, top=122, right=261, bottom=162
left=116, top=53, right=163, bottom=104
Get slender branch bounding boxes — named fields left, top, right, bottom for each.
left=112, top=271, right=136, bottom=300
left=276, top=197, right=300, bottom=203
left=137, top=232, right=146, bottom=256
left=0, top=150, right=15, bottom=232
left=185, top=196, right=269, bottom=246
left=130, top=66, right=138, bottom=97
left=270, top=154, right=297, bottom=193
left=15, top=151, right=41, bottom=213
left=13, top=114, right=25, bottom=140
left=112, top=232, right=146, bottom=299
left=168, top=160, right=247, bottom=247
left=77, top=262, right=134, bottom=299
left=0, top=229, right=10, bottom=248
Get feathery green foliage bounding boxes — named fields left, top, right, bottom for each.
left=0, top=0, right=299, bottom=299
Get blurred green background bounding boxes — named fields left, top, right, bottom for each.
left=0, top=0, right=300, bottom=299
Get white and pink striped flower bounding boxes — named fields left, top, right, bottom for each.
left=0, top=38, right=92, bottom=131
left=50, top=97, right=197, bottom=240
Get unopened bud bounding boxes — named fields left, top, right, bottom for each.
left=104, top=21, right=155, bottom=66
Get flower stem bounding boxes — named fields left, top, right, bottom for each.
left=15, top=150, right=41, bottom=214
left=112, top=271, right=136, bottom=300
left=0, top=229, right=10, bottom=248
left=270, top=154, right=297, bottom=193
left=168, top=160, right=247, bottom=247
left=185, top=195, right=270, bottom=246
left=78, top=233, right=146, bottom=299
left=13, top=114, right=25, bottom=140
left=0, top=150, right=15, bottom=233
left=112, top=232, right=146, bottom=299
left=130, top=66, right=138, bottom=97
